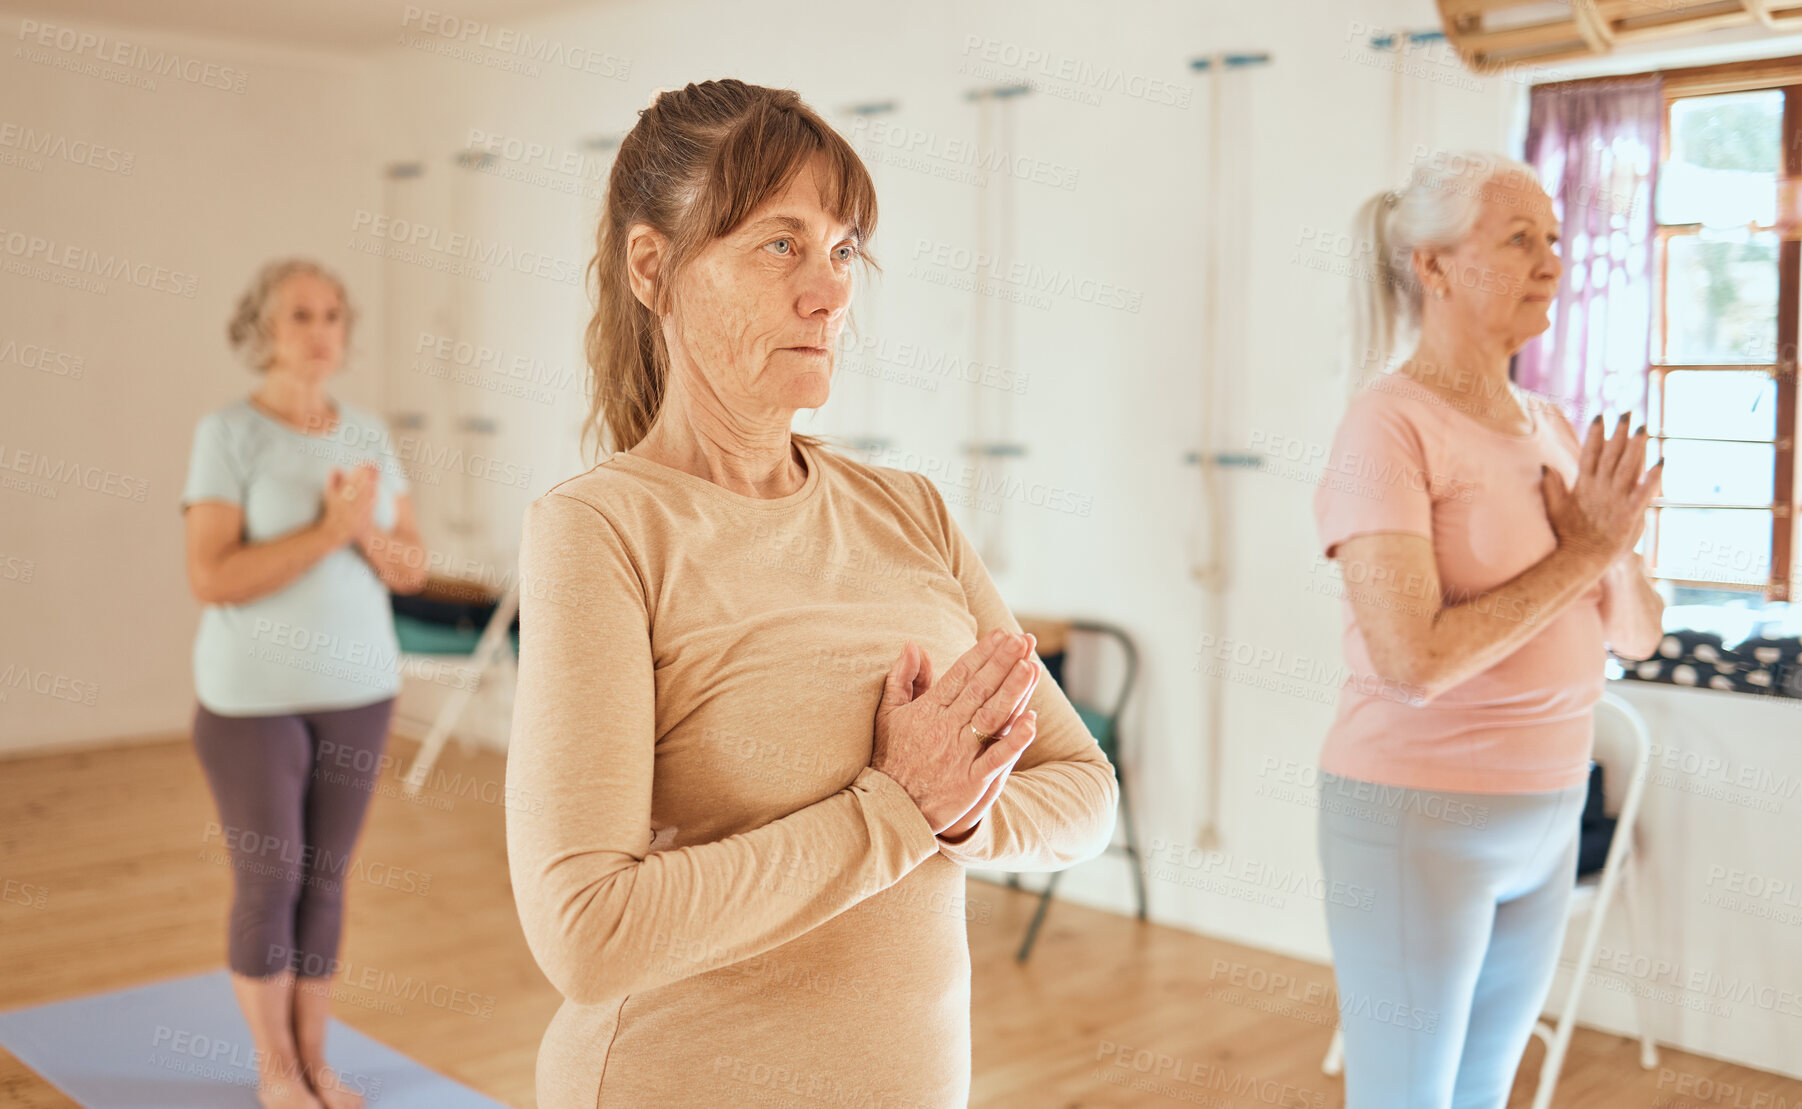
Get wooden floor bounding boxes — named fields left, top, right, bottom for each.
left=2, top=733, right=1797, bottom=1108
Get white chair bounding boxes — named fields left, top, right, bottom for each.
left=1319, top=691, right=1660, bottom=1101
left=1527, top=690, right=1659, bottom=1107
left=398, top=580, right=520, bottom=797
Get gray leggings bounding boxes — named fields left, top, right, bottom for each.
left=191, top=697, right=394, bottom=979
left=1317, top=771, right=1587, bottom=1109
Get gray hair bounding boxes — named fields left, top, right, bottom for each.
left=226, top=258, right=357, bottom=372
left=1350, top=149, right=1543, bottom=377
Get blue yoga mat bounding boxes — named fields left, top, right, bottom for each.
left=0, top=969, right=509, bottom=1108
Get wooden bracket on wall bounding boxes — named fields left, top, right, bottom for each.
left=1436, top=0, right=1802, bottom=71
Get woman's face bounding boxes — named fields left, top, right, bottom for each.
left=265, top=272, right=346, bottom=379
left=662, top=155, right=859, bottom=417
left=1420, top=174, right=1562, bottom=354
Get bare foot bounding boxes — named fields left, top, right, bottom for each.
left=257, top=1060, right=324, bottom=1109
left=302, top=1059, right=366, bottom=1109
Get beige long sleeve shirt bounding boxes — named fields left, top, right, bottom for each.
left=505, top=436, right=1119, bottom=1109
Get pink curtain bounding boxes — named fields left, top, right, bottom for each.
left=1514, top=75, right=1663, bottom=429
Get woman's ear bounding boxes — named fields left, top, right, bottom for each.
left=625, top=224, right=667, bottom=312
left=1411, top=246, right=1450, bottom=301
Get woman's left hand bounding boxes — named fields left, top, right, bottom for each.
left=351, top=480, right=430, bottom=595
left=937, top=637, right=1042, bottom=843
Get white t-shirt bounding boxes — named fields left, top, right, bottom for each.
left=180, top=396, right=408, bottom=716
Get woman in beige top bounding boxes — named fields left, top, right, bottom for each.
left=504, top=80, right=1120, bottom=1109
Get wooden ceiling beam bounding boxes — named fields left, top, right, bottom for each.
left=1437, top=0, right=1802, bottom=69
left=1742, top=0, right=1779, bottom=30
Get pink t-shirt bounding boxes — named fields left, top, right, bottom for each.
left=1311, top=373, right=1610, bottom=795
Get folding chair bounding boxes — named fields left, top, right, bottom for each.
left=1006, top=617, right=1147, bottom=962
left=1527, top=690, right=1660, bottom=1105
left=395, top=579, right=520, bottom=797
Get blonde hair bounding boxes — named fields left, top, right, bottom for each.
left=1350, top=149, right=1542, bottom=376
left=226, top=258, right=356, bottom=373
left=581, top=79, right=880, bottom=464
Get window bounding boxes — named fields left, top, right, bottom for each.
left=1644, top=63, right=1802, bottom=643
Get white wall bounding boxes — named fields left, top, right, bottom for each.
left=4, top=0, right=1798, bottom=1082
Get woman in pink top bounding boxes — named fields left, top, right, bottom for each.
left=1311, top=151, right=1665, bottom=1108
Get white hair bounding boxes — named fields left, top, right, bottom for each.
left=1349, top=149, right=1544, bottom=378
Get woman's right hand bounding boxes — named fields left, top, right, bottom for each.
left=872, top=630, right=1041, bottom=835
left=1542, top=413, right=1663, bottom=569
left=320, top=464, right=379, bottom=546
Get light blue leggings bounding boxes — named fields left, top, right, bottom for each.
left=1316, top=771, right=1587, bottom=1109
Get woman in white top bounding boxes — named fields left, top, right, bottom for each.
left=181, top=259, right=427, bottom=1109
